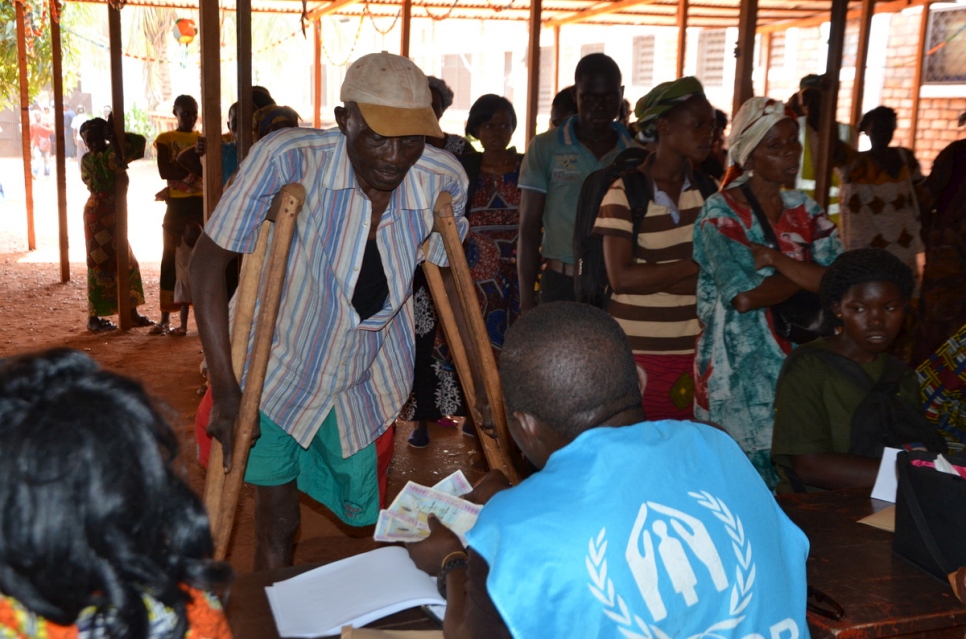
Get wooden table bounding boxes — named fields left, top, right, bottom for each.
left=226, top=563, right=440, bottom=639
left=779, top=489, right=966, bottom=638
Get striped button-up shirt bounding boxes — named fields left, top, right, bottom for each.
left=206, top=127, right=468, bottom=457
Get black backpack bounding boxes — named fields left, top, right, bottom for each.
left=573, top=148, right=717, bottom=307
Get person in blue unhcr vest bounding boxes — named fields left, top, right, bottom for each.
left=408, top=301, right=810, bottom=639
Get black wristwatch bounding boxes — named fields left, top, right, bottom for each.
left=436, top=551, right=469, bottom=599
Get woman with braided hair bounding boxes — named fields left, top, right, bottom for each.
left=771, top=248, right=944, bottom=492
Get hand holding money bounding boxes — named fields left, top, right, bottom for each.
left=374, top=471, right=480, bottom=544
left=405, top=515, right=465, bottom=576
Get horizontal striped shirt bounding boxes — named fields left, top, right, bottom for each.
left=206, top=127, right=468, bottom=456
left=592, top=159, right=706, bottom=355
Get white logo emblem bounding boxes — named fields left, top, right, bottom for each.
left=586, top=491, right=756, bottom=639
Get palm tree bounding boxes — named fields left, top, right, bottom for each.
left=127, top=6, right=179, bottom=110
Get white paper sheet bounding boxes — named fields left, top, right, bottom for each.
left=265, top=546, right=446, bottom=638
left=871, top=447, right=901, bottom=503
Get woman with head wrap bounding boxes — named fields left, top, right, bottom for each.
left=692, top=96, right=843, bottom=490
left=252, top=104, right=300, bottom=143
left=426, top=76, right=467, bottom=156
left=839, top=107, right=925, bottom=294
left=771, top=248, right=945, bottom=492
left=592, top=76, right=717, bottom=420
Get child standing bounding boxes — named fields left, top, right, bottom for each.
left=172, top=221, right=202, bottom=336
left=153, top=94, right=203, bottom=334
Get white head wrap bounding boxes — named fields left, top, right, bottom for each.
left=728, top=97, right=792, bottom=169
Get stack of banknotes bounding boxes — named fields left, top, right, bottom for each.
left=374, top=470, right=481, bottom=545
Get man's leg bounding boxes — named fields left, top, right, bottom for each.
left=254, top=481, right=300, bottom=571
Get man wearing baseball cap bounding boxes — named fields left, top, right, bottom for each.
left=191, top=52, right=469, bottom=569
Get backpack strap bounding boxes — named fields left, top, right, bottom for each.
left=693, top=169, right=720, bottom=200
left=621, top=168, right=653, bottom=239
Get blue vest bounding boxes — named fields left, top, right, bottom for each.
left=467, top=421, right=810, bottom=639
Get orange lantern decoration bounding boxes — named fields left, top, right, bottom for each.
left=172, top=18, right=196, bottom=46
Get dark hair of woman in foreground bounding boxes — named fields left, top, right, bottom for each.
left=0, top=349, right=232, bottom=639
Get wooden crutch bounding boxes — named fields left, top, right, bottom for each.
left=421, top=192, right=527, bottom=485
left=204, top=183, right=305, bottom=560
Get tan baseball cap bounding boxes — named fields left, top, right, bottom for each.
left=341, top=51, right=444, bottom=138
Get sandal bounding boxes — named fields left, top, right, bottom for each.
left=130, top=312, right=156, bottom=327
left=87, top=317, right=117, bottom=333
left=170, top=326, right=188, bottom=337
left=148, top=323, right=170, bottom=336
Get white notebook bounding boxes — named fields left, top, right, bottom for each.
left=265, top=546, right=446, bottom=638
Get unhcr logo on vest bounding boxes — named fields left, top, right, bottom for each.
left=586, top=490, right=801, bottom=639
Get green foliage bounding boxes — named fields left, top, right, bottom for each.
left=0, top=1, right=84, bottom=113
left=124, top=102, right=157, bottom=145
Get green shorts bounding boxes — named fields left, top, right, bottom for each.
left=244, top=410, right=380, bottom=526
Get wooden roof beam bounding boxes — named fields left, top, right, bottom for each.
left=304, top=0, right=365, bottom=21
left=544, top=0, right=662, bottom=28
left=756, top=0, right=929, bottom=33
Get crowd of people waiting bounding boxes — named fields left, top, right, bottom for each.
left=2, top=49, right=966, bottom=639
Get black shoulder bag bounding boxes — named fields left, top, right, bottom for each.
left=739, top=183, right=830, bottom=344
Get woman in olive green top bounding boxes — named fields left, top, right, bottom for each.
left=771, top=248, right=918, bottom=491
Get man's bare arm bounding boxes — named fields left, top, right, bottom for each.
left=190, top=233, right=243, bottom=470
left=517, top=189, right=545, bottom=313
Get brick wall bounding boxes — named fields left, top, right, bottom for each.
left=881, top=7, right=966, bottom=173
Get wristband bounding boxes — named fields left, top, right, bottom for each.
left=436, top=551, right=468, bottom=599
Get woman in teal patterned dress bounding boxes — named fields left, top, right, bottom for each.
left=693, top=98, right=843, bottom=489
left=80, top=118, right=154, bottom=332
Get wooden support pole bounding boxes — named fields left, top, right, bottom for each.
left=762, top=31, right=772, bottom=97
left=400, top=0, right=412, bottom=57
left=909, top=3, right=931, bottom=151
left=525, top=0, right=542, bottom=141
left=676, top=0, right=688, bottom=79
left=237, top=0, right=253, bottom=161
left=553, top=25, right=561, bottom=95
left=15, top=1, right=35, bottom=252
left=850, top=0, right=876, bottom=144
left=313, top=19, right=322, bottom=128
left=732, top=0, right=758, bottom=115
left=50, top=0, right=69, bottom=282
left=814, top=0, right=848, bottom=213
left=108, top=4, right=131, bottom=329
left=199, top=0, right=223, bottom=219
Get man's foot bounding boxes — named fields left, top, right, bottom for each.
left=170, top=326, right=188, bottom=336
left=148, top=322, right=170, bottom=335
left=462, top=421, right=476, bottom=438
left=408, top=427, right=430, bottom=449
left=87, top=317, right=117, bottom=333
left=130, top=311, right=156, bottom=327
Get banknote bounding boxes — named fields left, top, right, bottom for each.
left=432, top=470, right=473, bottom=497
left=373, top=510, right=424, bottom=543
left=374, top=477, right=482, bottom=544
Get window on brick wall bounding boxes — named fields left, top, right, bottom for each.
left=632, top=35, right=656, bottom=86
left=538, top=46, right=555, bottom=114
left=841, top=19, right=860, bottom=68
left=442, top=54, right=472, bottom=110
left=697, top=30, right=727, bottom=87
left=581, top=43, right=605, bottom=58
left=925, top=7, right=966, bottom=83
left=770, top=32, right=786, bottom=69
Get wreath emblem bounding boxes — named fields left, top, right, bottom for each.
left=586, top=491, right=755, bottom=639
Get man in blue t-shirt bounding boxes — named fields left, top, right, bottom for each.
left=408, top=302, right=810, bottom=639
left=516, top=54, right=638, bottom=312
